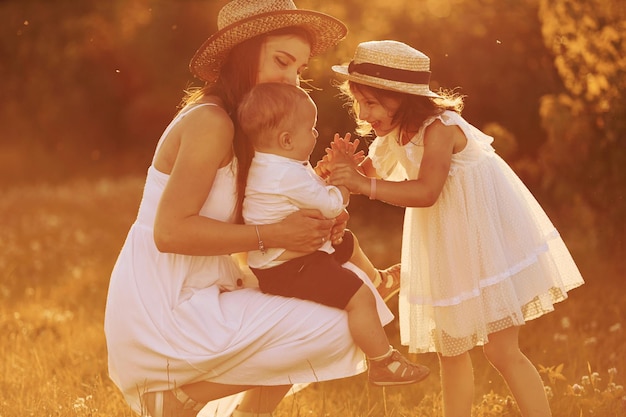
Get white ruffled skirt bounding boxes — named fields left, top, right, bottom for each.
left=398, top=153, right=584, bottom=356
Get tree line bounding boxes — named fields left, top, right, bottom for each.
left=1, top=0, right=623, bottom=256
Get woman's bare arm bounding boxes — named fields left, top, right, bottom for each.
left=154, top=105, right=332, bottom=256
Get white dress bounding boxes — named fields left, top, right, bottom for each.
left=104, top=104, right=393, bottom=414
left=368, top=110, right=584, bottom=357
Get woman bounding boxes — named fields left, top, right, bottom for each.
left=104, top=1, right=395, bottom=417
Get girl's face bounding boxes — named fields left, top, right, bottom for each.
left=257, top=34, right=311, bottom=86
left=352, top=87, right=402, bottom=137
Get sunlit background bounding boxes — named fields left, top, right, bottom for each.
left=2, top=0, right=624, bottom=254
left=1, top=0, right=624, bottom=416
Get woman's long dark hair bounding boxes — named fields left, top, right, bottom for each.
left=180, top=27, right=312, bottom=223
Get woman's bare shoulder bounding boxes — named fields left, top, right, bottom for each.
left=170, top=104, right=233, bottom=155
left=183, top=101, right=233, bottom=132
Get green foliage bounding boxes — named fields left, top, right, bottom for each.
left=1, top=0, right=624, bottom=267
left=539, top=0, right=626, bottom=108
left=303, top=0, right=560, bottom=156
left=537, top=0, right=626, bottom=257
left=539, top=363, right=626, bottom=417
left=7, top=0, right=624, bottom=256
left=0, top=0, right=223, bottom=182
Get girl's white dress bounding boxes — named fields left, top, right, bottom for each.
left=369, top=110, right=584, bottom=356
left=104, top=104, right=393, bottom=415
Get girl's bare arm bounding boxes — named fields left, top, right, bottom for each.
left=329, top=121, right=462, bottom=208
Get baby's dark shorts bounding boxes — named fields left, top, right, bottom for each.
left=252, top=230, right=363, bottom=309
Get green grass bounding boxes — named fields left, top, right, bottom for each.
left=0, top=177, right=624, bottom=416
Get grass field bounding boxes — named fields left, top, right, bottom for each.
left=0, top=177, right=624, bottom=417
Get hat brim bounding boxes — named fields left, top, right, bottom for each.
left=190, top=10, right=347, bottom=83
left=332, top=64, right=441, bottom=98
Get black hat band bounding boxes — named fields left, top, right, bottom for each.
left=348, top=61, right=431, bottom=85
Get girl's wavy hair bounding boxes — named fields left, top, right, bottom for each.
left=336, top=81, right=465, bottom=140
left=178, top=26, right=313, bottom=223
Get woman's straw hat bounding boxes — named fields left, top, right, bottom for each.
left=190, top=0, right=348, bottom=83
left=332, top=40, right=440, bottom=98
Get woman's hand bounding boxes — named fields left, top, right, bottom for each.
left=331, top=209, right=350, bottom=245
left=274, top=209, right=334, bottom=252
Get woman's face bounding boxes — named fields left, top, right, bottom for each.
left=352, top=87, right=402, bottom=137
left=256, top=34, right=311, bottom=86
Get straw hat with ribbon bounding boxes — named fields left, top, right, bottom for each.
left=332, top=40, right=440, bottom=98
left=190, top=0, right=348, bottom=83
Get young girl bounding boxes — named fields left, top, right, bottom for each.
left=326, top=40, right=584, bottom=417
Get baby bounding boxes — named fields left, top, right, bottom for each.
left=239, top=82, right=429, bottom=386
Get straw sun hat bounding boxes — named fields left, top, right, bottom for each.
left=190, top=0, right=348, bottom=83
left=332, top=40, right=440, bottom=98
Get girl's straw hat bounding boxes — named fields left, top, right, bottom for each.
left=332, top=40, right=440, bottom=98
left=190, top=0, right=348, bottom=83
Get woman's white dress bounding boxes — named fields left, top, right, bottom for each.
left=104, top=105, right=393, bottom=415
left=368, top=110, right=584, bottom=357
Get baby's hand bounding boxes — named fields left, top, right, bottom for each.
left=327, top=133, right=364, bottom=165
left=314, top=155, right=331, bottom=180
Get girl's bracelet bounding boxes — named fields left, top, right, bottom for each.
left=369, top=178, right=377, bottom=200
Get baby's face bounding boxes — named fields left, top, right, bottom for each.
left=289, top=98, right=319, bottom=161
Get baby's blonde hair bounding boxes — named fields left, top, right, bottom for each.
left=238, top=83, right=314, bottom=149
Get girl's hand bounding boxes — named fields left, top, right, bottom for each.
left=328, top=162, right=370, bottom=196
left=277, top=209, right=334, bottom=252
